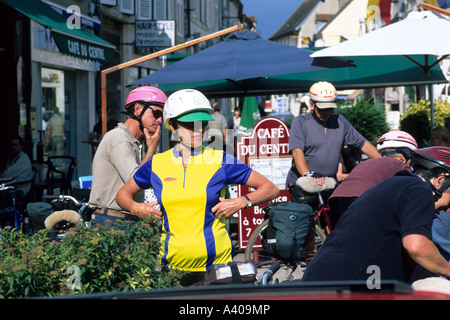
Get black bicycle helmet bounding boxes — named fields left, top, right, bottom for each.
left=410, top=146, right=450, bottom=200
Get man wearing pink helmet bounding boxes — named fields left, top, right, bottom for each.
left=89, top=86, right=166, bottom=225
left=328, top=130, right=418, bottom=228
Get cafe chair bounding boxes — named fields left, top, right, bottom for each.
left=47, top=156, right=76, bottom=196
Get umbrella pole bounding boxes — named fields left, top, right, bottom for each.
left=100, top=23, right=243, bottom=136
left=419, top=2, right=448, bottom=133
left=419, top=2, right=450, bottom=17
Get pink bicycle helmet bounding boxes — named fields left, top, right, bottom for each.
left=377, top=130, right=418, bottom=152
left=124, top=86, right=167, bottom=132
left=125, top=86, right=167, bottom=111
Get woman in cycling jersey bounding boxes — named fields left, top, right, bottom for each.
left=116, top=89, right=279, bottom=285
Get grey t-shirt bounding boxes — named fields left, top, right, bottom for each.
left=286, top=112, right=366, bottom=188
left=89, top=123, right=144, bottom=212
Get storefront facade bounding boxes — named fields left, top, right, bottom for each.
left=0, top=0, right=115, bottom=179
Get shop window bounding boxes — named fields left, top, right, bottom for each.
left=41, top=67, right=65, bottom=159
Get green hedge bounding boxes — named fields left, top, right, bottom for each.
left=0, top=219, right=184, bottom=298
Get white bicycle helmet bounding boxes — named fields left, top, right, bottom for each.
left=163, top=89, right=214, bottom=130
left=309, top=81, right=337, bottom=109
left=377, top=130, right=418, bottom=152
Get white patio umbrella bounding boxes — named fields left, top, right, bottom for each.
left=311, top=10, right=450, bottom=128
left=311, top=10, right=450, bottom=73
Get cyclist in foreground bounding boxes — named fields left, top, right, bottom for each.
left=302, top=146, right=450, bottom=283
left=116, top=89, right=279, bottom=285
left=328, top=130, right=418, bottom=228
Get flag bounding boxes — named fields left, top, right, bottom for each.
left=238, top=96, right=261, bottom=135
left=301, top=37, right=313, bottom=47
left=426, top=0, right=450, bottom=9
left=367, top=0, right=392, bottom=25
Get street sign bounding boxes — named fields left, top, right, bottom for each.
left=236, top=117, right=292, bottom=249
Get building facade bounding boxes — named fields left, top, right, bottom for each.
left=0, top=0, right=249, bottom=181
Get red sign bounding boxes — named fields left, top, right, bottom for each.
left=236, top=117, right=292, bottom=249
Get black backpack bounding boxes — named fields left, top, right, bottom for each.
left=262, top=202, right=314, bottom=262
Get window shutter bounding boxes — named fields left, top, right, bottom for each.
left=154, top=0, right=167, bottom=20
left=120, top=0, right=134, bottom=14
left=137, top=0, right=152, bottom=20
left=99, top=0, right=117, bottom=5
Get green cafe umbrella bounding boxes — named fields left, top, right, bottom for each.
left=150, top=54, right=446, bottom=98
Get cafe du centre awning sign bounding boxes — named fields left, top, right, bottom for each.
left=2, top=0, right=115, bottom=64
left=237, top=117, right=292, bottom=249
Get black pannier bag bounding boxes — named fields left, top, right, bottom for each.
left=262, top=202, right=314, bottom=261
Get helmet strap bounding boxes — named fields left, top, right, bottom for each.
left=421, top=168, right=450, bottom=201
left=436, top=179, right=450, bottom=201
left=129, top=101, right=163, bottom=133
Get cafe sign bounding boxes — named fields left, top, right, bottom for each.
left=236, top=117, right=292, bottom=249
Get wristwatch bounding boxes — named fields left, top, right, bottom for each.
left=243, top=195, right=252, bottom=208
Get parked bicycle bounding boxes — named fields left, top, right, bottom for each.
left=0, top=183, right=33, bottom=234
left=244, top=176, right=336, bottom=284
left=43, top=194, right=94, bottom=240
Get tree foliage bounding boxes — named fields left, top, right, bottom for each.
left=335, top=99, right=390, bottom=144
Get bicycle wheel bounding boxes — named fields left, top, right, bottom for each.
left=244, top=219, right=271, bottom=265
left=301, top=225, right=327, bottom=261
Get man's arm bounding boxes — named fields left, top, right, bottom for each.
left=292, top=148, right=309, bottom=176
left=361, top=140, right=381, bottom=158
left=403, top=234, right=450, bottom=278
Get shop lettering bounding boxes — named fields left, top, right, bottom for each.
left=67, top=40, right=105, bottom=60
left=238, top=126, right=289, bottom=157
left=256, top=127, right=286, bottom=139
left=239, top=142, right=289, bottom=157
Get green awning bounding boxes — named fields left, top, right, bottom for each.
left=2, top=0, right=115, bottom=64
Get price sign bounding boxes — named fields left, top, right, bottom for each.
left=236, top=117, right=291, bottom=249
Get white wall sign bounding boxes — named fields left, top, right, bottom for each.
left=136, top=20, right=175, bottom=47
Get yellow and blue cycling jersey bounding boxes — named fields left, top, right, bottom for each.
left=133, top=145, right=252, bottom=272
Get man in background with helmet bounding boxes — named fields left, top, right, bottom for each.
left=286, top=81, right=380, bottom=203
left=302, top=146, right=450, bottom=283
left=89, top=86, right=166, bottom=225
left=327, top=130, right=418, bottom=229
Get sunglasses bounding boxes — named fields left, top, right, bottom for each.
left=143, top=103, right=163, bottom=119
left=177, top=121, right=209, bottom=131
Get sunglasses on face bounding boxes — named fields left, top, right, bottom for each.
left=177, top=121, right=209, bottom=131
left=143, top=103, right=163, bottom=119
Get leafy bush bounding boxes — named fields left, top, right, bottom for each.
left=335, top=99, right=390, bottom=144
left=0, top=219, right=184, bottom=298
left=402, top=99, right=450, bottom=127
left=400, top=99, right=450, bottom=147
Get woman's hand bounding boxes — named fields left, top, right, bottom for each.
left=130, top=201, right=162, bottom=220
left=211, top=197, right=246, bottom=219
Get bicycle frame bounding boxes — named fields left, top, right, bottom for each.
left=313, top=191, right=332, bottom=235
left=0, top=191, right=33, bottom=234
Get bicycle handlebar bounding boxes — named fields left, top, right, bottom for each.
left=261, top=262, right=281, bottom=285
left=295, top=176, right=337, bottom=193
left=43, top=195, right=82, bottom=206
